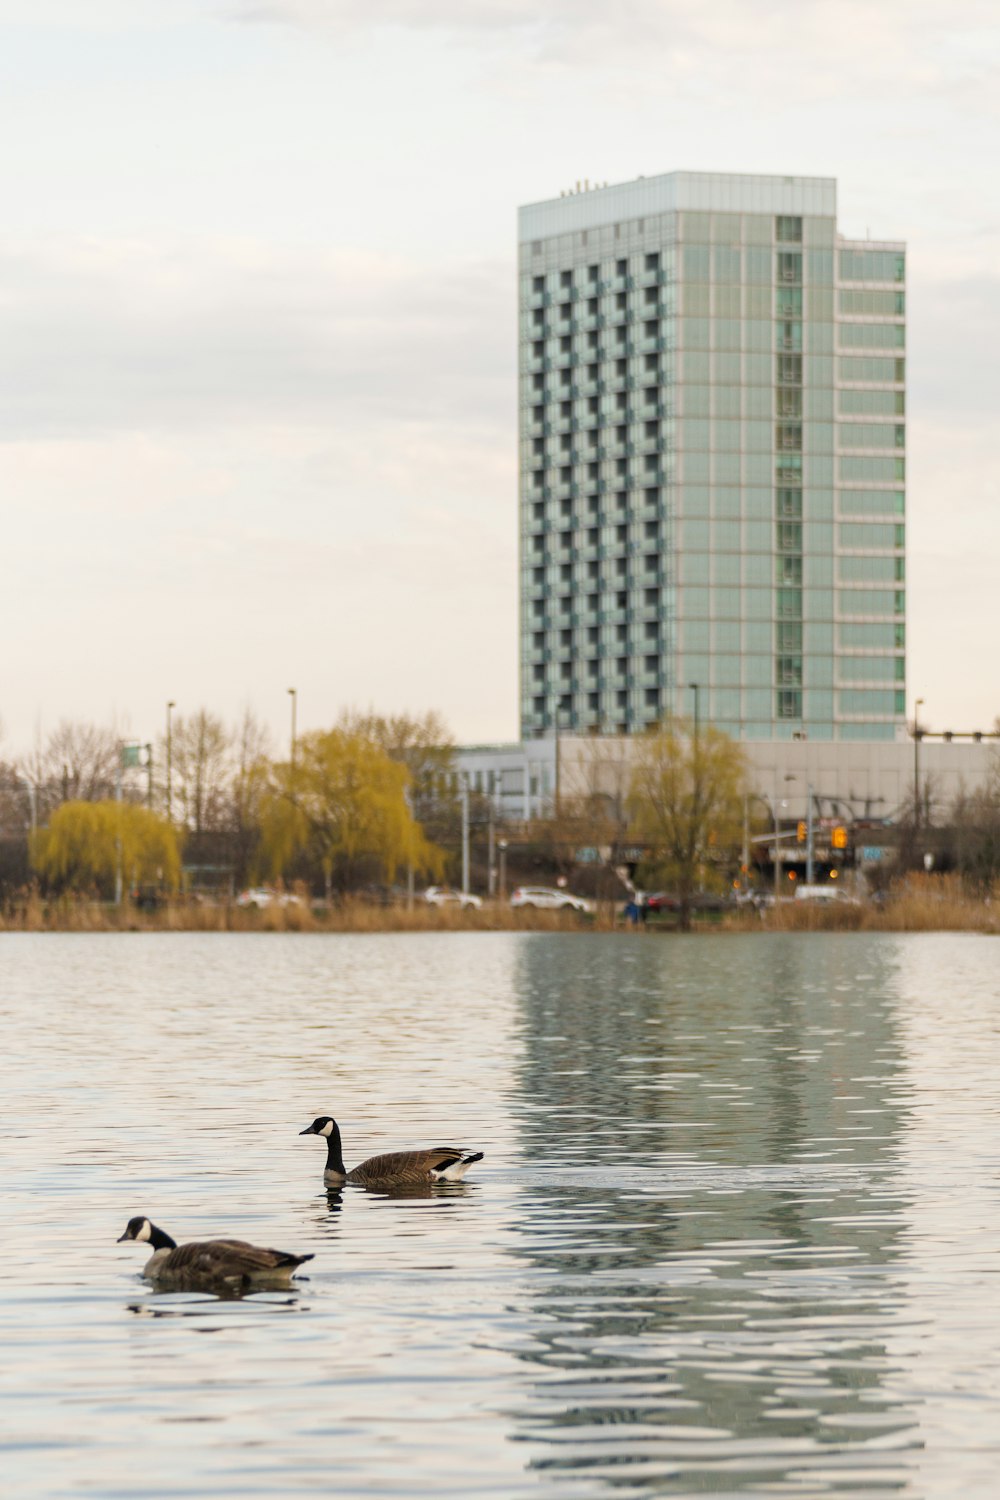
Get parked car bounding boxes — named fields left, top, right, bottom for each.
left=794, top=884, right=860, bottom=905
left=646, top=891, right=730, bottom=913
left=235, top=888, right=301, bottom=910
left=510, top=886, right=594, bottom=914
left=423, top=886, right=483, bottom=910
left=645, top=891, right=680, bottom=913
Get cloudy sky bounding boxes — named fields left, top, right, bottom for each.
left=1, top=0, right=998, bottom=755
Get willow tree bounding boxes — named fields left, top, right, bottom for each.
left=31, top=800, right=182, bottom=897
left=261, top=727, right=444, bottom=896
left=628, top=722, right=747, bottom=930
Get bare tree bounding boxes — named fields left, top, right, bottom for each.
left=164, top=709, right=232, bottom=834
left=25, top=719, right=121, bottom=818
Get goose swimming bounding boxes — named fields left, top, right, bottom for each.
left=299, top=1116, right=483, bottom=1188
left=117, top=1216, right=314, bottom=1294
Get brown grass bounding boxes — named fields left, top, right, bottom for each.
left=724, top=873, right=1000, bottom=935
left=0, top=892, right=613, bottom=934
left=1, top=875, right=997, bottom=934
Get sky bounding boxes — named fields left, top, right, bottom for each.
left=1, top=0, right=998, bottom=757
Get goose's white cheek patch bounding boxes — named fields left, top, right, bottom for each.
left=320, top=1121, right=334, bottom=1137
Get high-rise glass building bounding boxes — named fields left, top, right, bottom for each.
left=518, top=172, right=906, bottom=742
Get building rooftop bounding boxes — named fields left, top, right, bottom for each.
left=519, top=170, right=837, bottom=242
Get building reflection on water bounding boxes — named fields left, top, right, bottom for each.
left=500, top=934, right=921, bottom=1494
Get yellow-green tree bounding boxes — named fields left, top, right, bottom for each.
left=261, top=728, right=444, bottom=896
left=31, top=801, right=182, bottom=896
left=628, top=722, right=747, bottom=930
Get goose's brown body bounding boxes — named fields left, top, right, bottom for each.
left=300, top=1117, right=483, bottom=1188
left=341, top=1147, right=481, bottom=1188
left=118, top=1218, right=313, bottom=1294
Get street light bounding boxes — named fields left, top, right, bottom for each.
left=913, top=696, right=925, bottom=831
left=498, top=838, right=509, bottom=902
left=689, top=682, right=700, bottom=742
left=806, top=780, right=815, bottom=886
left=773, top=771, right=796, bottom=900
left=288, top=688, right=297, bottom=780
left=552, top=702, right=561, bottom=817
left=166, top=701, right=175, bottom=821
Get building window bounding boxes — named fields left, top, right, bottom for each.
left=776, top=216, right=802, bottom=243
left=777, top=689, right=802, bottom=717
left=777, top=251, right=802, bottom=283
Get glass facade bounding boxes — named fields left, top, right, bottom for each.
left=518, top=173, right=905, bottom=741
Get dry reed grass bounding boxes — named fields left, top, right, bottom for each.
left=2, top=875, right=997, bottom=934
left=0, top=891, right=612, bottom=935
left=726, top=873, right=1000, bottom=935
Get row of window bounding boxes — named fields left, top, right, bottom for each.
left=527, top=237, right=903, bottom=291
left=839, top=249, right=905, bottom=284
left=839, top=289, right=905, bottom=317
left=527, top=622, right=906, bottom=654
left=524, top=685, right=907, bottom=723
left=525, top=487, right=903, bottom=523
left=525, top=421, right=905, bottom=463
left=526, top=351, right=904, bottom=398
left=839, top=389, right=905, bottom=416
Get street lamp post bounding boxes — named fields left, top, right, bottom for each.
left=166, top=701, right=175, bottom=821
left=498, top=838, right=508, bottom=902
left=460, top=773, right=470, bottom=895
left=806, top=781, right=815, bottom=886
left=288, top=688, right=298, bottom=780
left=552, top=704, right=561, bottom=818
left=913, top=697, right=925, bottom=831
left=689, top=682, right=700, bottom=743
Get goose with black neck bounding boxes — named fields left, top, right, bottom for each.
left=117, top=1216, right=314, bottom=1294
left=299, top=1115, right=483, bottom=1189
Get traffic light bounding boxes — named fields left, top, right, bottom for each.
left=832, top=825, right=848, bottom=850
left=797, top=820, right=807, bottom=843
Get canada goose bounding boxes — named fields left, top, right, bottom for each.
left=117, top=1216, right=313, bottom=1294
left=299, top=1116, right=483, bottom=1188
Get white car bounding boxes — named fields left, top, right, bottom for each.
left=423, top=886, right=483, bottom=910
left=510, top=886, right=594, bottom=914
left=236, top=887, right=273, bottom=909
left=235, top=888, right=300, bottom=910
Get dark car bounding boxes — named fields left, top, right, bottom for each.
left=646, top=891, right=730, bottom=913
left=645, top=891, right=680, bottom=913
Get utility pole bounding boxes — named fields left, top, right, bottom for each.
left=166, top=701, right=175, bottom=821
left=806, top=781, right=814, bottom=885
left=288, top=688, right=298, bottom=783
left=913, top=696, right=924, bottom=831
left=460, top=773, right=470, bottom=895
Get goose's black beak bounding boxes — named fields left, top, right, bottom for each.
left=117, top=1231, right=131, bottom=1242
left=299, top=1125, right=315, bottom=1135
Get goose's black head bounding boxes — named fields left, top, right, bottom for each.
left=299, top=1116, right=337, bottom=1138
left=118, top=1216, right=153, bottom=1244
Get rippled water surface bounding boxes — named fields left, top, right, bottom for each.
left=3, top=931, right=1000, bottom=1497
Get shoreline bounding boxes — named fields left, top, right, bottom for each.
left=1, top=889, right=997, bottom=936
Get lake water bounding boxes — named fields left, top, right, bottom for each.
left=2, top=931, right=1000, bottom=1497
